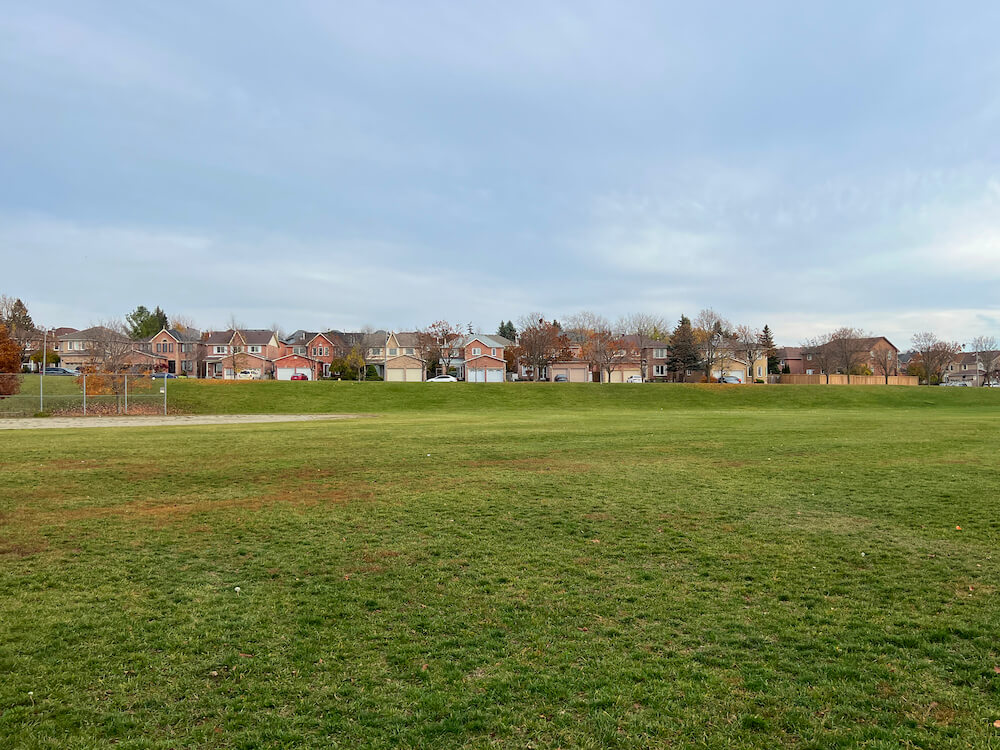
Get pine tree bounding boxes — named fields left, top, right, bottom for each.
left=498, top=320, right=517, bottom=341
left=667, top=315, right=699, bottom=381
left=126, top=305, right=170, bottom=340
left=759, top=324, right=779, bottom=374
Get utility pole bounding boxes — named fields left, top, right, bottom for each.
left=39, top=328, right=46, bottom=413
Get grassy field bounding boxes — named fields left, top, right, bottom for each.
left=2, top=385, right=999, bottom=748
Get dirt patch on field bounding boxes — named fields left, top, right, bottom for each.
left=7, top=485, right=374, bottom=531
left=464, top=457, right=593, bottom=472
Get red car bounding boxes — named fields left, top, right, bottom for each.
left=289, top=373, right=308, bottom=381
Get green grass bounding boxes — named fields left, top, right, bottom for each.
left=2, top=386, right=999, bottom=748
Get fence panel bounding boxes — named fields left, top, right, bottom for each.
left=0, top=373, right=170, bottom=417
left=778, top=374, right=827, bottom=385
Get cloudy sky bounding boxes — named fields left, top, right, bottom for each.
left=2, top=1, right=999, bottom=345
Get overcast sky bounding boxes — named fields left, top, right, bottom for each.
left=2, top=1, right=999, bottom=346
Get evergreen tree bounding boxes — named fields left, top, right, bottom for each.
left=0, top=297, right=34, bottom=338
left=667, top=315, right=699, bottom=381
left=126, top=305, right=169, bottom=340
left=497, top=320, right=517, bottom=341
left=759, top=324, right=780, bottom=374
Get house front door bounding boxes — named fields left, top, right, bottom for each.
left=168, top=360, right=176, bottom=374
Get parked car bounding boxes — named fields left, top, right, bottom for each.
left=43, top=367, right=77, bottom=376
left=718, top=376, right=742, bottom=384
left=289, top=373, right=308, bottom=381
left=553, top=375, right=569, bottom=382
left=626, top=375, right=643, bottom=383
left=150, top=372, right=177, bottom=379
left=427, top=375, right=458, bottom=382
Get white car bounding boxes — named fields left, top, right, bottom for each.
left=626, top=375, right=643, bottom=383
left=427, top=375, right=458, bottom=382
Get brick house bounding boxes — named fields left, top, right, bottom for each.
left=58, top=326, right=162, bottom=372
left=202, top=329, right=281, bottom=379
left=146, top=328, right=203, bottom=376
left=801, top=336, right=899, bottom=376
left=460, top=334, right=508, bottom=382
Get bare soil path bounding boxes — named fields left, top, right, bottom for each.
left=0, top=414, right=368, bottom=430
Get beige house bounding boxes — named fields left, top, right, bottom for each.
left=383, top=332, right=425, bottom=381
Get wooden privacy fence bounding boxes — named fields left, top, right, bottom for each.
left=779, top=374, right=918, bottom=386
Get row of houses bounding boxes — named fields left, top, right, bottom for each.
left=40, top=326, right=770, bottom=383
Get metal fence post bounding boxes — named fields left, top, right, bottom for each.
left=83, top=374, right=86, bottom=416
left=123, top=374, right=127, bottom=415
left=163, top=372, right=167, bottom=415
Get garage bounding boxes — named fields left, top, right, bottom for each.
left=467, top=366, right=505, bottom=382
left=274, top=354, right=316, bottom=380
left=277, top=367, right=309, bottom=380
left=385, top=356, right=425, bottom=381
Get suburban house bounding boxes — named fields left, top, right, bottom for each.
left=382, top=332, right=425, bottom=382
left=145, top=328, right=203, bottom=376
left=202, top=329, right=281, bottom=379
left=276, top=330, right=347, bottom=380
left=57, top=326, right=163, bottom=372
left=777, top=347, right=805, bottom=374
left=796, top=336, right=899, bottom=377
left=942, top=350, right=1000, bottom=386
left=19, top=326, right=77, bottom=370
left=459, top=334, right=508, bottom=382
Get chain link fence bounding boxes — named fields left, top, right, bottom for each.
left=0, top=373, right=171, bottom=418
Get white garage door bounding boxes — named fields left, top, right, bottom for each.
left=486, top=368, right=504, bottom=382
left=277, top=367, right=306, bottom=380
left=386, top=368, right=404, bottom=382
left=467, top=368, right=483, bottom=382
left=404, top=368, right=422, bottom=381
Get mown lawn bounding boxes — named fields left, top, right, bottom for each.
left=1, top=386, right=999, bottom=748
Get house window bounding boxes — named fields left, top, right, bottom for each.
left=653, top=365, right=668, bottom=377
left=293, top=346, right=306, bottom=355
left=451, top=349, right=459, bottom=357
left=806, top=369, right=814, bottom=375
left=389, top=348, right=398, bottom=356
left=472, top=347, right=481, bottom=356
left=155, top=343, right=162, bottom=353
left=404, top=348, right=413, bottom=355
left=311, top=347, right=316, bottom=356
left=491, top=348, right=497, bottom=356
left=215, top=346, right=227, bottom=354
left=182, top=360, right=192, bottom=372
left=757, top=366, right=762, bottom=377
left=168, top=343, right=174, bottom=353
left=806, top=354, right=813, bottom=361
left=653, top=348, right=667, bottom=359
left=249, top=346, right=260, bottom=354
left=370, top=348, right=381, bottom=356
left=324, top=347, right=329, bottom=356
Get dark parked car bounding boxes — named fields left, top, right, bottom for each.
left=718, top=376, right=742, bottom=384
left=43, top=367, right=78, bottom=376
left=553, top=375, right=569, bottom=382
left=151, top=372, right=177, bottom=379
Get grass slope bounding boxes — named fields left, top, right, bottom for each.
left=1, top=388, right=999, bottom=748
left=168, top=379, right=1000, bottom=415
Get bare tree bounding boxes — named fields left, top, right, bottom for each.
left=824, top=327, right=870, bottom=374
left=871, top=346, right=897, bottom=384
left=619, top=312, right=666, bottom=380
left=970, top=335, right=999, bottom=385
left=169, top=314, right=198, bottom=333
left=416, top=320, right=462, bottom=377
left=801, top=333, right=834, bottom=378
left=693, top=308, right=732, bottom=381
left=733, top=325, right=765, bottom=383
left=567, top=312, right=630, bottom=383
left=911, top=332, right=962, bottom=385
left=516, top=314, right=567, bottom=381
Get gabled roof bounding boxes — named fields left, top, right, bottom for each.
left=281, top=330, right=319, bottom=346
left=150, top=327, right=201, bottom=343
left=203, top=329, right=276, bottom=346
left=459, top=334, right=509, bottom=349
left=59, top=326, right=130, bottom=342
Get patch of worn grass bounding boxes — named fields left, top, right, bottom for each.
left=1, top=393, right=999, bottom=748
